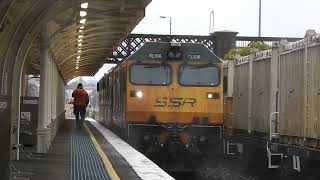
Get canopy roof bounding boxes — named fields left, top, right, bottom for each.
left=22, top=0, right=151, bottom=82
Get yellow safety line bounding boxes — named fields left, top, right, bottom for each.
left=84, top=124, right=120, bottom=180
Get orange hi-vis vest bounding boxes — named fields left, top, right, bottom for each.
left=72, top=89, right=89, bottom=107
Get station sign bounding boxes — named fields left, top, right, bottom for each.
left=23, top=99, right=38, bottom=105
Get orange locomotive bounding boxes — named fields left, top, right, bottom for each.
left=98, top=42, right=224, bottom=153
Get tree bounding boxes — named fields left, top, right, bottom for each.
left=224, top=41, right=271, bottom=60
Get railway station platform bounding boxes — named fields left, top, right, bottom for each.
left=11, top=118, right=174, bottom=180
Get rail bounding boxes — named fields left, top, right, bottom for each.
left=236, top=36, right=302, bottom=47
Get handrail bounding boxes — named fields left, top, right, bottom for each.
left=269, top=112, right=279, bottom=141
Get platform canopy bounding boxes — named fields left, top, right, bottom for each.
left=12, top=0, right=151, bottom=82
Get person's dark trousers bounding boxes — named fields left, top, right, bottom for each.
left=74, top=106, right=86, bottom=128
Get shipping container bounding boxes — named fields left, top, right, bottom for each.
left=278, top=39, right=320, bottom=140
left=251, top=57, right=271, bottom=133
left=279, top=48, right=305, bottom=138
left=233, top=58, right=249, bottom=130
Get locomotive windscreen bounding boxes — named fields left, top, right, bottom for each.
left=130, top=64, right=171, bottom=85
left=179, top=65, right=220, bottom=86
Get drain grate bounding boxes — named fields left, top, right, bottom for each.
left=70, top=129, right=111, bottom=180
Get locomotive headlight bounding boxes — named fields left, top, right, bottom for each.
left=207, top=92, right=220, bottom=99
left=136, top=91, right=143, bottom=98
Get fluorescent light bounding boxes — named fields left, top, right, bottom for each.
left=78, top=50, right=82, bottom=53
left=81, top=2, right=88, bottom=9
left=76, top=66, right=79, bottom=70
left=80, top=11, right=87, bottom=17
left=79, top=29, right=83, bottom=33
left=78, top=34, right=83, bottom=38
left=80, top=26, right=84, bottom=29
left=80, top=19, right=86, bottom=24
left=77, top=56, right=80, bottom=59
left=78, top=43, right=82, bottom=47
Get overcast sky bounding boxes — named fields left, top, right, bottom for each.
left=74, top=0, right=320, bottom=83
left=133, top=0, right=320, bottom=37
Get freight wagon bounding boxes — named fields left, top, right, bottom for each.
left=224, top=30, right=320, bottom=179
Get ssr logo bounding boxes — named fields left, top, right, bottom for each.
left=154, top=98, right=196, bottom=108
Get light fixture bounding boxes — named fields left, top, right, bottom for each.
left=80, top=19, right=86, bottom=24
left=81, top=2, right=88, bottom=9
left=80, top=11, right=87, bottom=17
left=207, top=93, right=213, bottom=99
left=76, top=2, right=88, bottom=72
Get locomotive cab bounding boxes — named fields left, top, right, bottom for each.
left=125, top=43, right=223, bottom=151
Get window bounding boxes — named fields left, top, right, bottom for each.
left=179, top=65, right=220, bottom=86
left=130, top=64, right=171, bottom=85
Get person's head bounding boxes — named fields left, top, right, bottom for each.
left=77, top=83, right=83, bottom=89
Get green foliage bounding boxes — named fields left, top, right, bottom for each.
left=224, top=41, right=271, bottom=60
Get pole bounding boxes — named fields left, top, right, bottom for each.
left=209, top=10, right=214, bottom=34
left=259, top=0, right=262, bottom=37
left=169, top=16, right=172, bottom=35
left=160, top=16, right=172, bottom=35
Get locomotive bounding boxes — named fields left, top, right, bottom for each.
left=97, top=42, right=224, bottom=156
